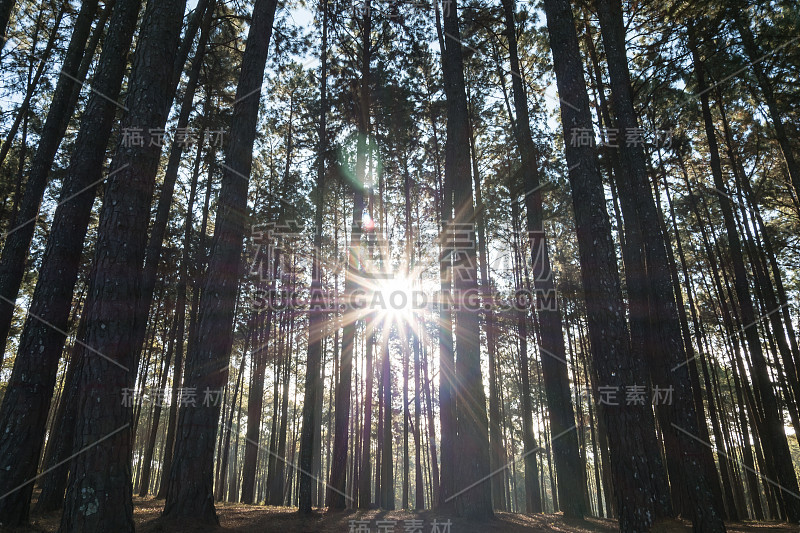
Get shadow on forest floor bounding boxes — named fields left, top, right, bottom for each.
left=4, top=496, right=799, bottom=532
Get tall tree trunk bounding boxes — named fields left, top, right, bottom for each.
left=511, top=200, right=542, bottom=514
left=139, top=317, right=177, bottom=496
left=240, top=316, right=269, bottom=500
left=663, top=176, right=738, bottom=519
left=130, top=0, right=213, bottom=371
left=157, top=93, right=213, bottom=499
left=689, top=23, right=800, bottom=521
left=422, top=330, right=439, bottom=507
left=596, top=3, right=727, bottom=528
left=216, top=344, right=247, bottom=501
left=240, top=272, right=274, bottom=501
left=228, top=365, right=246, bottom=502
left=33, top=307, right=88, bottom=513
left=145, top=135, right=203, bottom=499
left=298, top=0, right=328, bottom=512
left=264, top=320, right=282, bottom=502
left=435, top=90, right=455, bottom=515
left=441, top=0, right=493, bottom=519
left=501, top=0, right=586, bottom=517
left=541, top=0, right=668, bottom=528
left=0, top=0, right=142, bottom=526
left=268, top=317, right=292, bottom=505
left=0, top=0, right=103, bottom=354
left=402, top=161, right=413, bottom=511
left=58, top=0, right=188, bottom=529
left=380, top=316, right=394, bottom=509
left=359, top=314, right=375, bottom=509
left=413, top=327, right=424, bottom=509
left=327, top=0, right=370, bottom=510
left=653, top=151, right=731, bottom=518
left=467, top=81, right=505, bottom=513
left=677, top=156, right=766, bottom=520
left=358, top=189, right=377, bottom=509
left=162, top=0, right=279, bottom=522
left=328, top=189, right=363, bottom=508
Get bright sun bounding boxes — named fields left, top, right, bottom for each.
left=371, top=275, right=418, bottom=325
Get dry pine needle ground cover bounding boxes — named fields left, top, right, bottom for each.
left=2, top=497, right=798, bottom=533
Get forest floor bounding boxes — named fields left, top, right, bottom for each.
left=7, top=496, right=799, bottom=532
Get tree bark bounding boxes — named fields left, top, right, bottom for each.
left=327, top=0, right=370, bottom=510
left=511, top=200, right=542, bottom=514
left=162, top=0, right=278, bottom=521
left=0, top=0, right=141, bottom=526
left=129, top=0, right=213, bottom=372
left=380, top=316, right=394, bottom=509
left=138, top=317, right=177, bottom=496
left=359, top=315, right=375, bottom=509
left=501, top=0, right=586, bottom=517
left=541, top=0, right=667, bottom=528
left=58, top=0, right=188, bottom=529
left=298, top=0, right=328, bottom=513
left=441, top=0, right=493, bottom=519
left=595, top=3, right=727, bottom=528
left=0, top=0, right=15, bottom=55
left=33, top=307, right=88, bottom=513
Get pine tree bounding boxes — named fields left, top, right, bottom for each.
left=58, top=0, right=188, bottom=528
left=689, top=21, right=800, bottom=521
left=162, top=0, right=279, bottom=522
left=0, top=0, right=142, bottom=525
left=541, top=0, right=667, bottom=528
left=327, top=0, right=371, bottom=511
left=441, top=0, right=493, bottom=519
left=501, top=0, right=586, bottom=517
left=0, top=0, right=101, bottom=352
left=298, top=0, right=328, bottom=513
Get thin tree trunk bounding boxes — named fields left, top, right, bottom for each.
left=434, top=50, right=455, bottom=510
left=0, top=4, right=67, bottom=168
left=730, top=10, right=800, bottom=204
left=359, top=314, right=375, bottom=509
left=380, top=315, right=394, bottom=509
left=298, top=0, right=328, bottom=511
left=217, top=345, right=247, bottom=501
left=0, top=0, right=103, bottom=357
left=163, top=0, right=279, bottom=521
left=466, top=81, right=505, bottom=513
left=139, top=317, right=177, bottom=496
left=268, top=319, right=292, bottom=505
left=501, top=0, right=587, bottom=516
left=422, top=330, right=440, bottom=507
left=511, top=201, right=542, bottom=514
left=130, top=0, right=213, bottom=371
left=327, top=0, right=370, bottom=510
left=689, top=24, right=800, bottom=521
